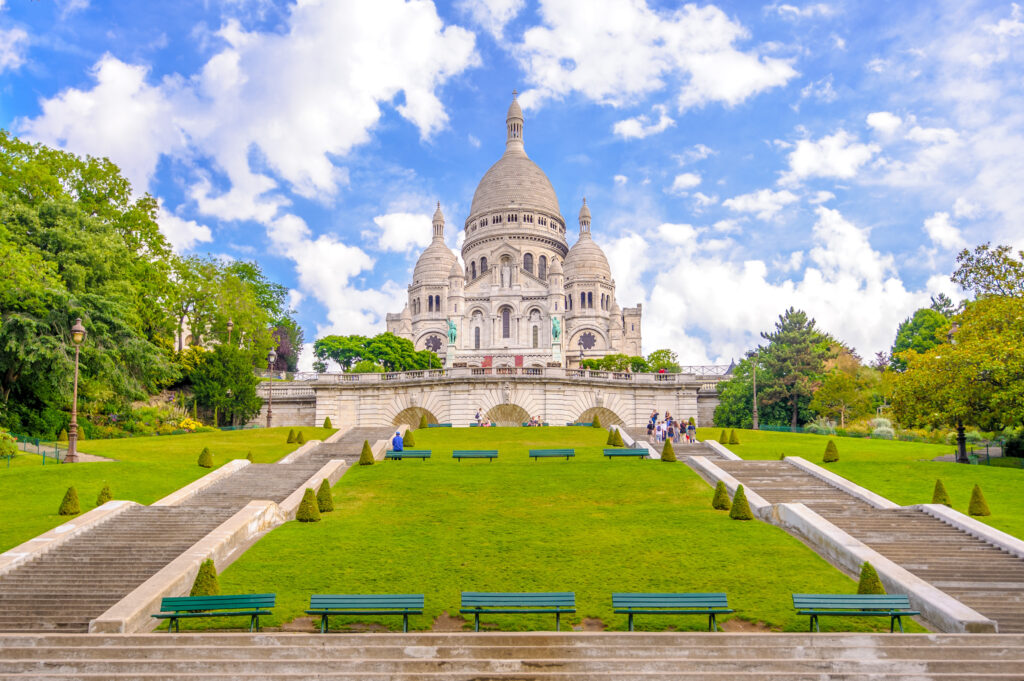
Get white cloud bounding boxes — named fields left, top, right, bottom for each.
left=866, top=111, right=902, bottom=136
left=157, top=203, right=213, bottom=252
left=613, top=104, right=675, bottom=139
left=515, top=0, right=797, bottom=112
left=799, top=75, right=837, bottom=103
left=808, top=190, right=835, bottom=204
left=468, top=134, right=481, bottom=148
left=669, top=172, right=702, bottom=194
left=769, top=3, right=836, bottom=20
left=58, top=0, right=89, bottom=18
left=953, top=197, right=979, bottom=219
left=0, top=27, right=29, bottom=73
left=713, top=218, right=744, bottom=234
left=780, top=130, right=879, bottom=185
left=674, top=143, right=715, bottom=165
left=906, top=125, right=959, bottom=145
left=692, top=192, right=718, bottom=208
left=456, top=0, right=524, bottom=39
left=723, top=188, right=798, bottom=220
left=923, top=211, right=966, bottom=250
left=986, top=2, right=1024, bottom=37
left=367, top=212, right=433, bottom=253
left=614, top=174, right=628, bottom=185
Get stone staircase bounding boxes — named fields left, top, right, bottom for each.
left=0, top=632, right=1022, bottom=679
left=0, top=427, right=395, bottom=634
left=715, top=460, right=1024, bottom=633
left=625, top=427, right=716, bottom=455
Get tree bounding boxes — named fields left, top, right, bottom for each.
left=890, top=308, right=950, bottom=371
left=810, top=371, right=870, bottom=428
left=647, top=349, right=681, bottom=373
left=713, top=356, right=802, bottom=428
left=930, top=293, right=957, bottom=318
left=759, top=308, right=830, bottom=429
left=189, top=345, right=262, bottom=426
left=190, top=559, right=220, bottom=596
left=952, top=242, right=1024, bottom=298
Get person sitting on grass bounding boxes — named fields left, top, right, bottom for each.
left=392, top=431, right=403, bottom=452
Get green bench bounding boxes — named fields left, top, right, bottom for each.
left=453, top=450, right=498, bottom=462
left=384, top=450, right=431, bottom=461
left=613, top=592, right=733, bottom=631
left=604, top=448, right=648, bottom=459
left=152, top=593, right=275, bottom=632
left=521, top=422, right=550, bottom=427
left=306, top=594, right=424, bottom=633
left=427, top=423, right=452, bottom=428
left=567, top=422, right=593, bottom=426
left=461, top=591, right=576, bottom=631
left=793, top=594, right=920, bottom=632
left=529, top=449, right=574, bottom=461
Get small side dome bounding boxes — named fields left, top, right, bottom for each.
left=413, top=241, right=458, bottom=284
left=549, top=257, right=563, bottom=276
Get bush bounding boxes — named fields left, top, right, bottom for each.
left=606, top=429, right=618, bottom=446
left=58, top=486, right=80, bottom=515
left=805, top=416, right=836, bottom=436
left=857, top=562, right=886, bottom=595
left=871, top=425, right=895, bottom=440
left=688, top=417, right=696, bottom=425
left=198, top=447, right=213, bottom=468
left=932, top=479, right=951, bottom=506
left=419, top=414, right=429, bottom=429
left=779, top=453, right=786, bottom=460
left=316, top=478, right=334, bottom=513
left=728, top=429, right=740, bottom=445
left=323, top=416, right=332, bottom=429
left=729, top=485, right=754, bottom=520
left=359, top=440, right=374, bottom=465
left=190, top=559, right=220, bottom=596
left=287, top=429, right=296, bottom=443
left=296, top=431, right=306, bottom=445
left=612, top=428, right=625, bottom=447
left=719, top=429, right=727, bottom=443
left=404, top=429, right=416, bottom=448
left=969, top=484, right=990, bottom=516
left=870, top=417, right=893, bottom=430
left=711, top=480, right=731, bottom=510
left=57, top=429, right=69, bottom=442
left=1005, top=430, right=1024, bottom=458
left=592, top=414, right=602, bottom=428
left=661, top=438, right=676, bottom=462
left=296, top=488, right=321, bottom=522
left=823, top=439, right=839, bottom=463
left=178, top=417, right=203, bottom=432
left=246, top=451, right=254, bottom=462
left=156, top=424, right=175, bottom=436
left=96, top=484, right=112, bottom=506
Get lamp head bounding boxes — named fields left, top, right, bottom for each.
left=71, top=318, right=86, bottom=345
left=227, top=318, right=234, bottom=332
left=267, top=348, right=277, bottom=365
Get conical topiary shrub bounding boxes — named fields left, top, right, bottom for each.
left=712, top=480, right=731, bottom=511
left=729, top=485, right=754, bottom=520
left=419, top=414, right=429, bottom=429
left=96, top=484, right=112, bottom=506
left=969, top=484, right=991, bottom=516
left=729, top=429, right=740, bottom=445
left=246, top=451, right=254, bottom=462
left=688, top=417, right=696, bottom=426
left=323, top=416, right=332, bottom=429
left=592, top=414, right=603, bottom=428
left=58, top=486, right=80, bottom=515
left=316, top=478, right=334, bottom=513
left=287, top=429, right=296, bottom=443
left=661, top=438, right=677, bottom=462
left=57, top=429, right=68, bottom=442
left=719, top=429, right=727, bottom=443
left=823, top=439, right=839, bottom=463
left=857, top=562, right=886, bottom=595
left=606, top=428, right=619, bottom=446
left=779, top=452, right=786, bottom=460
left=932, top=479, right=951, bottom=506
left=190, top=559, right=220, bottom=596
left=403, top=429, right=416, bottom=448
left=296, top=431, right=306, bottom=445
left=198, top=447, right=213, bottom=468
left=359, top=440, right=374, bottom=465
left=296, top=488, right=321, bottom=522
left=612, top=428, right=625, bottom=447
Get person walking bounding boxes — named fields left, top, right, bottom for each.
left=687, top=421, right=697, bottom=443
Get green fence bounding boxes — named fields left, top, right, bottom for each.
left=8, top=434, right=67, bottom=466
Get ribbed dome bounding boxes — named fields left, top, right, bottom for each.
left=564, top=234, right=612, bottom=281
left=413, top=240, right=457, bottom=284
left=469, top=153, right=561, bottom=218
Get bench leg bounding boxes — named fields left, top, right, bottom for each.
left=555, top=611, right=560, bottom=631
left=320, top=615, right=328, bottom=634
left=892, top=615, right=904, bottom=633
left=474, top=613, right=480, bottom=632
left=403, top=614, right=409, bottom=633
left=628, top=613, right=634, bottom=632
left=709, top=613, right=717, bottom=632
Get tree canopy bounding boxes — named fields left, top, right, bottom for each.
left=758, top=308, right=832, bottom=429
left=890, top=308, right=950, bottom=371
left=314, top=332, right=440, bottom=372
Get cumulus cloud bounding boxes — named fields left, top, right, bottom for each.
left=613, top=104, right=675, bottom=139
left=866, top=111, right=902, bottom=136
left=723, top=188, right=798, bottom=220
left=157, top=203, right=213, bottom=252
left=769, top=3, right=836, bottom=20
left=456, top=0, right=524, bottom=39
left=669, top=172, right=702, bottom=194
left=515, top=0, right=797, bottom=112
left=780, top=130, right=879, bottom=185
left=367, top=212, right=434, bottom=253
left=923, top=211, right=966, bottom=250
left=799, top=75, right=837, bottom=103
left=986, top=2, right=1024, bottom=37
left=0, top=26, right=28, bottom=72
left=614, top=174, right=628, bottom=185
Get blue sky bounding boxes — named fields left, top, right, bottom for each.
left=2, top=0, right=1021, bottom=368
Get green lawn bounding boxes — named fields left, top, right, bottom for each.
left=208, top=427, right=916, bottom=633
left=0, top=427, right=334, bottom=552
left=698, top=427, right=1024, bottom=540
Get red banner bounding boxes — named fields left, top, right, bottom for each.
left=514, top=355, right=524, bottom=367
left=482, top=356, right=493, bottom=368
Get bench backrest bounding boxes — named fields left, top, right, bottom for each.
left=530, top=449, right=575, bottom=456
left=613, top=592, right=728, bottom=609
left=427, top=423, right=452, bottom=427
left=386, top=450, right=431, bottom=456
left=160, top=594, right=275, bottom=612
left=793, top=594, right=911, bottom=610
left=567, top=422, right=593, bottom=427
left=453, top=450, right=498, bottom=457
left=309, top=594, right=424, bottom=610
left=462, top=591, right=575, bottom=608
left=604, top=449, right=648, bottom=455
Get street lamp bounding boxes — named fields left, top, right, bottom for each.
left=227, top=318, right=234, bottom=345
left=66, top=318, right=86, bottom=463
left=948, top=322, right=968, bottom=464
left=266, top=348, right=277, bottom=428
left=751, top=351, right=760, bottom=431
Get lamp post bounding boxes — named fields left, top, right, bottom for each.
left=948, top=322, right=968, bottom=464
left=751, top=351, right=760, bottom=431
left=66, top=318, right=86, bottom=463
left=227, top=318, right=234, bottom=346
left=266, top=348, right=277, bottom=428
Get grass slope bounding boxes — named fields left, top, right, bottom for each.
left=210, top=427, right=914, bottom=633
left=0, top=427, right=334, bottom=552
left=698, top=428, right=1024, bottom=540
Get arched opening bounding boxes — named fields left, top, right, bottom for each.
left=480, top=256, right=488, bottom=272
left=485, top=403, right=531, bottom=427
left=428, top=297, right=433, bottom=312
left=524, top=253, right=534, bottom=274
left=532, top=325, right=539, bottom=348
left=577, top=406, right=625, bottom=427
left=471, top=262, right=477, bottom=279
left=474, top=326, right=480, bottom=349
left=579, top=292, right=585, bottom=308
left=501, top=307, right=511, bottom=338
left=435, top=295, right=441, bottom=311
left=538, top=255, right=547, bottom=280
left=587, top=292, right=593, bottom=308
left=392, top=406, right=438, bottom=429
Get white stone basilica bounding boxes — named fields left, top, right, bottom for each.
left=386, top=95, right=642, bottom=368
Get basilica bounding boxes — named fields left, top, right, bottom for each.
left=386, top=94, right=642, bottom=369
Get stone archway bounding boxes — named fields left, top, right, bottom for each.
left=577, top=407, right=625, bottom=427
left=485, top=404, right=530, bottom=427
left=393, top=407, right=438, bottom=428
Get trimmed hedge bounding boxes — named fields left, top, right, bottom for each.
left=969, top=484, right=991, bottom=516
left=611, top=428, right=624, bottom=447
left=728, top=429, right=740, bottom=445
left=419, top=414, right=429, bottom=429
left=296, top=488, right=321, bottom=522
left=96, top=484, right=112, bottom=506
left=58, top=486, right=80, bottom=516
left=190, top=559, right=220, bottom=596
left=198, top=447, right=213, bottom=468
left=316, top=479, right=334, bottom=513
left=592, top=414, right=603, bottom=429
left=323, top=416, right=332, bottom=429
left=661, top=438, right=677, bottom=462
left=857, top=562, right=886, bottom=595
left=359, top=440, right=375, bottom=466
left=729, top=485, right=754, bottom=520
left=823, top=439, right=839, bottom=463
left=404, top=429, right=416, bottom=448
left=712, top=480, right=731, bottom=511
left=932, top=479, right=951, bottom=506
left=246, top=451, right=254, bottom=462
left=287, top=429, right=296, bottom=444
left=719, top=429, right=727, bottom=443
left=296, top=431, right=306, bottom=445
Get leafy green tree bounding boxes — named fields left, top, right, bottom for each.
left=314, top=335, right=370, bottom=370
left=351, top=359, right=384, bottom=373
left=759, top=308, right=831, bottom=429
left=890, top=308, right=950, bottom=371
left=952, top=242, right=1024, bottom=297
left=189, top=345, right=262, bottom=426
left=647, top=349, right=681, bottom=373
left=930, top=293, right=957, bottom=318
left=810, top=370, right=871, bottom=428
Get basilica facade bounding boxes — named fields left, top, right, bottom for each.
left=386, top=95, right=642, bottom=368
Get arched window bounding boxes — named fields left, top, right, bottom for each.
left=580, top=292, right=585, bottom=308
left=428, top=297, right=433, bottom=312
left=474, top=327, right=480, bottom=349
left=538, top=255, right=547, bottom=280
left=471, top=262, right=477, bottom=279
left=588, top=292, right=593, bottom=308
left=481, top=257, right=488, bottom=272
left=435, top=295, right=441, bottom=311
left=502, top=308, right=511, bottom=338
left=524, top=253, right=533, bottom=273
left=532, top=325, right=539, bottom=348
